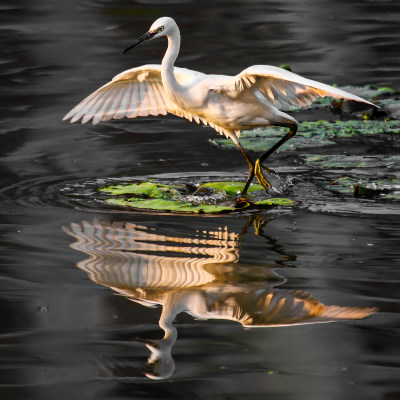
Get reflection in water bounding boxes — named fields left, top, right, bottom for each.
left=63, top=218, right=376, bottom=380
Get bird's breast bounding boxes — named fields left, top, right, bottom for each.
left=198, top=91, right=267, bottom=130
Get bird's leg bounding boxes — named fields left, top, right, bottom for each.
left=235, top=123, right=297, bottom=198
left=236, top=142, right=255, bottom=195
left=254, top=123, right=298, bottom=191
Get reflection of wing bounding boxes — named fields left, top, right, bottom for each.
left=64, top=219, right=377, bottom=381
left=64, top=222, right=376, bottom=379
left=196, top=288, right=377, bottom=327
left=63, top=220, right=240, bottom=292
left=63, top=65, right=209, bottom=126
left=64, top=219, right=376, bottom=328
left=216, top=65, right=375, bottom=109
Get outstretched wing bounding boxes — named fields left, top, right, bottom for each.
left=63, top=65, right=205, bottom=125
left=216, top=65, right=376, bottom=109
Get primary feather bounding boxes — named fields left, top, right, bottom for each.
left=64, top=65, right=201, bottom=124
left=216, top=65, right=375, bottom=109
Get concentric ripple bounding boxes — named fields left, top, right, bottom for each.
left=1, top=168, right=399, bottom=216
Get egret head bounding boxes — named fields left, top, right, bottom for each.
left=121, top=17, right=177, bottom=54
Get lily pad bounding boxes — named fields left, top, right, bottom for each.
left=98, top=181, right=294, bottom=213
left=200, top=181, right=263, bottom=196
left=254, top=198, right=294, bottom=207
left=214, top=120, right=400, bottom=152
left=99, top=181, right=181, bottom=198
left=106, top=197, right=235, bottom=213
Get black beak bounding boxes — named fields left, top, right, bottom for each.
left=121, top=31, right=156, bottom=54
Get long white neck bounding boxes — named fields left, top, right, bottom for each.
left=161, top=27, right=183, bottom=103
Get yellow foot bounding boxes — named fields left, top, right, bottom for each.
left=254, top=159, right=276, bottom=191
left=235, top=197, right=250, bottom=209
left=252, top=214, right=269, bottom=235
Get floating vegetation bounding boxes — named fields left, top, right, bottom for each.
left=98, top=181, right=294, bottom=213
left=213, top=82, right=400, bottom=153
left=317, top=176, right=400, bottom=200
left=339, top=85, right=400, bottom=100
left=215, top=120, right=400, bottom=152
left=285, top=84, right=400, bottom=113
left=105, top=197, right=236, bottom=213
left=99, top=181, right=181, bottom=198
left=279, top=64, right=292, bottom=72
left=199, top=181, right=263, bottom=196
left=301, top=154, right=400, bottom=171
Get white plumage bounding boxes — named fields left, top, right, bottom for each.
left=64, top=17, right=375, bottom=194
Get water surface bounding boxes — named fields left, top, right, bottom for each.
left=0, top=1, right=399, bottom=399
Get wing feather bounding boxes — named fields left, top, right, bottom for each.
left=114, top=84, right=131, bottom=120
left=64, top=65, right=209, bottom=125
left=93, top=85, right=120, bottom=124
left=219, top=64, right=375, bottom=108
left=64, top=64, right=242, bottom=140
left=153, top=83, right=168, bottom=115
left=64, top=92, right=97, bottom=122
left=82, top=91, right=109, bottom=124
left=127, top=83, right=139, bottom=118
left=138, top=81, right=149, bottom=117
left=69, top=92, right=103, bottom=123
left=146, top=83, right=160, bottom=115
left=138, top=82, right=150, bottom=117
left=152, top=83, right=167, bottom=115
left=103, top=83, right=126, bottom=120
left=102, top=85, right=123, bottom=122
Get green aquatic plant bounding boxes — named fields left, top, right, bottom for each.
left=106, top=196, right=293, bottom=213
left=213, top=85, right=400, bottom=152
left=99, top=181, right=181, bottom=198
left=199, top=181, right=263, bottom=196
left=99, top=181, right=294, bottom=213
left=319, top=176, right=400, bottom=200
left=215, top=120, right=400, bottom=152
left=279, top=64, right=292, bottom=71
left=105, top=197, right=235, bottom=213
left=301, top=154, right=400, bottom=170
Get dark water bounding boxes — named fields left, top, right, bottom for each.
left=1, top=1, right=400, bottom=399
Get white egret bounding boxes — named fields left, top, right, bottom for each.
left=63, top=16, right=375, bottom=195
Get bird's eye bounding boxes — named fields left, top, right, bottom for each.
left=156, top=26, right=164, bottom=33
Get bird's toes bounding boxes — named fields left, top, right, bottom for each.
left=254, top=159, right=273, bottom=192
left=235, top=197, right=251, bottom=209
left=261, top=164, right=278, bottom=176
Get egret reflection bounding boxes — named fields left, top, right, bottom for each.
left=63, top=218, right=376, bottom=380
